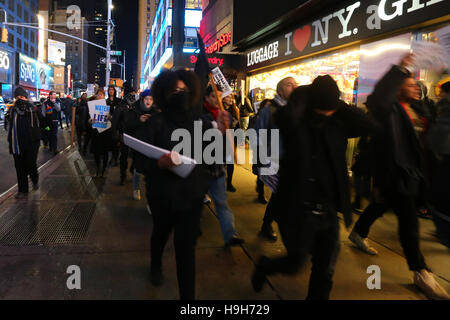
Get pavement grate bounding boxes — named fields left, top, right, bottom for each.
left=0, top=202, right=96, bottom=246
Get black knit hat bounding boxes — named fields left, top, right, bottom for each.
left=14, top=86, right=28, bottom=99
left=310, top=75, right=340, bottom=110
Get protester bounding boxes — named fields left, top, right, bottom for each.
left=427, top=80, right=450, bottom=248
left=124, top=88, right=156, bottom=201
left=107, top=85, right=122, bottom=167
left=251, top=75, right=379, bottom=300
left=251, top=99, right=271, bottom=205
left=348, top=54, right=449, bottom=299
left=89, top=88, right=114, bottom=177
left=42, top=91, right=61, bottom=155
left=237, top=93, right=254, bottom=131
left=254, top=77, right=298, bottom=241
left=222, top=94, right=239, bottom=192
left=75, top=93, right=91, bottom=156
left=112, top=98, right=132, bottom=186
left=142, top=69, right=217, bottom=300
left=61, top=93, right=74, bottom=129
left=203, top=85, right=245, bottom=247
left=7, top=87, right=43, bottom=199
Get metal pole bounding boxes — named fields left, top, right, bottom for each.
left=172, top=0, right=185, bottom=69
left=105, top=0, right=112, bottom=87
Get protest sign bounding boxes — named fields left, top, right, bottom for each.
left=88, top=99, right=111, bottom=133
left=211, top=67, right=233, bottom=98
left=411, top=41, right=448, bottom=73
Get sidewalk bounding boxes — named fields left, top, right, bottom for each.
left=0, top=146, right=448, bottom=299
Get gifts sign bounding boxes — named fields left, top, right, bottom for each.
left=88, top=99, right=111, bottom=133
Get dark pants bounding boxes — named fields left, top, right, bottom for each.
left=120, top=144, right=129, bottom=179
left=94, top=152, right=108, bottom=173
left=226, top=163, right=234, bottom=187
left=13, top=146, right=39, bottom=193
left=149, top=196, right=203, bottom=300
left=42, top=128, right=49, bottom=147
left=256, top=176, right=264, bottom=196
left=353, top=193, right=428, bottom=271
left=262, top=192, right=278, bottom=225
left=258, top=208, right=340, bottom=300
left=49, top=121, right=58, bottom=151
left=76, top=130, right=91, bottom=154
left=64, top=111, right=72, bottom=127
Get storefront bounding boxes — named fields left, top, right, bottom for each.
left=241, top=0, right=450, bottom=168
left=17, top=53, right=54, bottom=102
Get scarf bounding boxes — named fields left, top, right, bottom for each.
left=273, top=94, right=287, bottom=107
left=204, top=101, right=220, bottom=120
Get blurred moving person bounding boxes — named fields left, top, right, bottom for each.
left=42, top=91, right=61, bottom=155
left=8, top=87, right=43, bottom=199
left=222, top=94, right=239, bottom=192
left=75, top=93, right=91, bottom=156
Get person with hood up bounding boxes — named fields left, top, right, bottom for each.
left=251, top=75, right=379, bottom=300
left=8, top=87, right=44, bottom=199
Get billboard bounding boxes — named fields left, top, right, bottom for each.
left=48, top=39, right=66, bottom=66
left=0, top=50, right=12, bottom=84
left=18, top=53, right=54, bottom=90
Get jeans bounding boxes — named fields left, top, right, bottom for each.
left=262, top=192, right=278, bottom=225
left=258, top=208, right=341, bottom=300
left=353, top=193, right=428, bottom=272
left=208, top=175, right=237, bottom=243
left=64, top=111, right=72, bottom=127
left=133, top=169, right=141, bottom=191
left=49, top=121, right=58, bottom=151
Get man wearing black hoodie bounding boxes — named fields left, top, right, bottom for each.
left=251, top=76, right=379, bottom=300
left=8, top=87, right=44, bottom=199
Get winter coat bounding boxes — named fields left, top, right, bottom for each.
left=366, top=65, right=431, bottom=199
left=42, top=99, right=61, bottom=125
left=7, top=99, right=43, bottom=154
left=140, top=111, right=211, bottom=212
left=89, top=97, right=114, bottom=155
left=124, top=100, right=159, bottom=174
left=75, top=99, right=91, bottom=133
left=274, top=88, right=379, bottom=228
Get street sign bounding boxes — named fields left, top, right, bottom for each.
left=100, top=57, right=117, bottom=64
left=110, top=51, right=122, bottom=56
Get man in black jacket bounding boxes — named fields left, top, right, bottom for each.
left=75, top=93, right=91, bottom=155
left=251, top=76, right=379, bottom=300
left=8, top=87, right=43, bottom=199
left=348, top=54, right=449, bottom=299
left=107, top=85, right=122, bottom=166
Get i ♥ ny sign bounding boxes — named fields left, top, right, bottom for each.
left=246, top=0, right=447, bottom=68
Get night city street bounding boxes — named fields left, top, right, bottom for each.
left=0, top=0, right=449, bottom=309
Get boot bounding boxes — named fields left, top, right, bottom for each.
left=259, top=222, right=277, bottom=241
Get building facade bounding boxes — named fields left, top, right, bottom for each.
left=138, top=0, right=157, bottom=91
left=142, top=0, right=202, bottom=88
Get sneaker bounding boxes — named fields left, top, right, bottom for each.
left=133, top=190, right=141, bottom=201
left=53, top=149, right=59, bottom=155
left=203, top=195, right=211, bottom=204
left=225, top=236, right=245, bottom=247
left=348, top=230, right=378, bottom=255
left=227, top=184, right=237, bottom=192
left=14, top=192, right=28, bottom=199
left=414, top=270, right=450, bottom=300
left=146, top=204, right=152, bottom=215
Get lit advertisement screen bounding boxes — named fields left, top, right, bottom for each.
left=167, top=9, right=202, bottom=28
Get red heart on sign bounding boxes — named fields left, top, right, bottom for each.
left=293, top=25, right=311, bottom=52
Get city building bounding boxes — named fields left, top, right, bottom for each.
left=138, top=0, right=157, bottom=91
left=0, top=0, right=39, bottom=99
left=49, top=5, right=89, bottom=95
left=143, top=0, right=202, bottom=88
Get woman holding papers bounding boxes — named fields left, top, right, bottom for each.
left=141, top=69, right=227, bottom=300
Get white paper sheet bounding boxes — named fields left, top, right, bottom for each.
left=123, top=134, right=197, bottom=179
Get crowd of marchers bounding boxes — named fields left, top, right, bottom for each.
left=5, top=52, right=450, bottom=300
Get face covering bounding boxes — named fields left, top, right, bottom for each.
left=164, top=91, right=196, bottom=128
